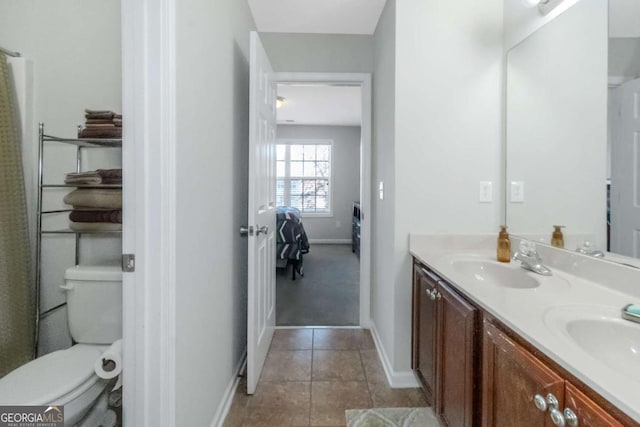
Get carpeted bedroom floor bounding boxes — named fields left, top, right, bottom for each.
left=277, top=244, right=359, bottom=326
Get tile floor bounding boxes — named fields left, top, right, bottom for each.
left=223, top=328, right=428, bottom=427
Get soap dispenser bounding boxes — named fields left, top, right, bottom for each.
left=497, top=225, right=511, bottom=263
left=551, top=225, right=565, bottom=248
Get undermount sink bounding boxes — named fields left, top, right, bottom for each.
left=449, top=259, right=540, bottom=289
left=544, top=305, right=640, bottom=383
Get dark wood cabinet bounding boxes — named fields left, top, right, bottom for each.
left=483, top=319, right=631, bottom=427
left=412, top=261, right=478, bottom=426
left=412, top=263, right=439, bottom=404
left=437, top=281, right=478, bottom=427
left=412, top=257, right=638, bottom=427
left=482, top=320, right=564, bottom=427
left=564, top=382, right=623, bottom=427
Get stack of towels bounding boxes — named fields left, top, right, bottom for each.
left=78, top=109, right=122, bottom=139
left=64, top=169, right=122, bottom=186
left=63, top=169, right=122, bottom=232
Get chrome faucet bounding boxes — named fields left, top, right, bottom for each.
left=512, top=241, right=552, bottom=276
left=576, top=241, right=605, bottom=258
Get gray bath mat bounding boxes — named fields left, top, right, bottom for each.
left=345, top=407, right=441, bottom=427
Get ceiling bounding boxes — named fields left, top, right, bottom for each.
left=277, top=84, right=362, bottom=127
left=248, top=0, right=386, bottom=35
left=610, top=0, right=640, bottom=38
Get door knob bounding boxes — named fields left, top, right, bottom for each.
left=256, top=225, right=269, bottom=235
left=240, top=226, right=254, bottom=236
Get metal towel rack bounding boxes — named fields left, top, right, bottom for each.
left=0, top=46, right=21, bottom=57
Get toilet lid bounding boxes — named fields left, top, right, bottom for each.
left=0, top=345, right=103, bottom=405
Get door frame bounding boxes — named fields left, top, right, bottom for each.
left=122, top=0, right=177, bottom=425
left=274, top=72, right=372, bottom=327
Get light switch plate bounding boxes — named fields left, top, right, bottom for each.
left=479, top=181, right=492, bottom=203
left=511, top=181, right=525, bottom=203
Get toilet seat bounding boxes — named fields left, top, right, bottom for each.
left=0, top=345, right=106, bottom=405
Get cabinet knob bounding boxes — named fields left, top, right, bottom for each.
left=533, top=394, right=547, bottom=412
left=546, top=393, right=559, bottom=410
left=436, top=291, right=442, bottom=300
left=563, top=408, right=578, bottom=427
left=550, top=408, right=566, bottom=427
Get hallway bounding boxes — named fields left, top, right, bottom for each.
left=277, top=245, right=360, bottom=326
left=223, top=328, right=427, bottom=426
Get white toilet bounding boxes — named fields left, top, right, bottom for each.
left=0, top=265, right=122, bottom=426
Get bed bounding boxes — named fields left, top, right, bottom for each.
left=276, top=206, right=310, bottom=280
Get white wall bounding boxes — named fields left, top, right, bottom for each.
left=0, top=0, right=122, bottom=355
left=261, top=34, right=373, bottom=73
left=503, top=0, right=581, bottom=50
left=609, top=0, right=640, bottom=38
left=392, top=0, right=504, bottom=372
left=277, top=125, right=361, bottom=241
left=371, top=0, right=397, bottom=377
left=609, top=38, right=640, bottom=80
left=174, top=0, right=254, bottom=424
left=506, top=0, right=608, bottom=249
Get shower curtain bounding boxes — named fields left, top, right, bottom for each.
left=0, top=53, right=34, bottom=377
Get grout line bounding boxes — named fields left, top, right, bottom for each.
left=276, top=325, right=364, bottom=329
left=309, top=328, right=314, bottom=426
left=359, top=349, right=375, bottom=409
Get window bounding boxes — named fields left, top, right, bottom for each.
left=276, top=140, right=332, bottom=215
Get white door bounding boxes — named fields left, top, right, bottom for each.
left=246, top=31, right=277, bottom=395
left=610, top=78, right=640, bottom=256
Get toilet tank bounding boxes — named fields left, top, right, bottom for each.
left=62, top=265, right=122, bottom=344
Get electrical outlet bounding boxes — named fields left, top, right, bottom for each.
left=379, top=181, right=384, bottom=200
left=479, top=181, right=492, bottom=203
left=511, top=181, right=525, bottom=203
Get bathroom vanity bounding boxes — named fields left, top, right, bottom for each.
left=410, top=235, right=640, bottom=427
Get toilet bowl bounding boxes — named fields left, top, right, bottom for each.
left=0, top=265, right=122, bottom=426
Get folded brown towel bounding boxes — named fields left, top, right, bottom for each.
left=85, top=119, right=115, bottom=125
left=65, top=172, right=102, bottom=185
left=64, top=169, right=122, bottom=185
left=97, top=168, right=122, bottom=184
left=85, top=112, right=115, bottom=120
left=69, top=222, right=122, bottom=232
left=85, top=109, right=115, bottom=114
left=70, top=209, right=122, bottom=224
left=84, top=109, right=117, bottom=120
left=78, top=127, right=122, bottom=139
left=64, top=188, right=122, bottom=209
left=85, top=123, right=116, bottom=128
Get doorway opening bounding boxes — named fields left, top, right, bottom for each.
left=274, top=73, right=371, bottom=328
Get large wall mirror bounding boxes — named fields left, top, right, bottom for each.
left=505, top=0, right=640, bottom=261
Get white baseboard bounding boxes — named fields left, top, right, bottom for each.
left=210, top=350, right=247, bottom=427
left=369, top=322, right=419, bottom=389
left=308, top=239, right=351, bottom=244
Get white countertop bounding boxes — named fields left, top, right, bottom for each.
left=409, top=234, right=640, bottom=423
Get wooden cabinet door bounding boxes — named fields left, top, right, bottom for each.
left=412, top=263, right=439, bottom=404
left=436, top=281, right=478, bottom=427
left=482, top=320, right=564, bottom=427
left=564, top=382, right=623, bottom=427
